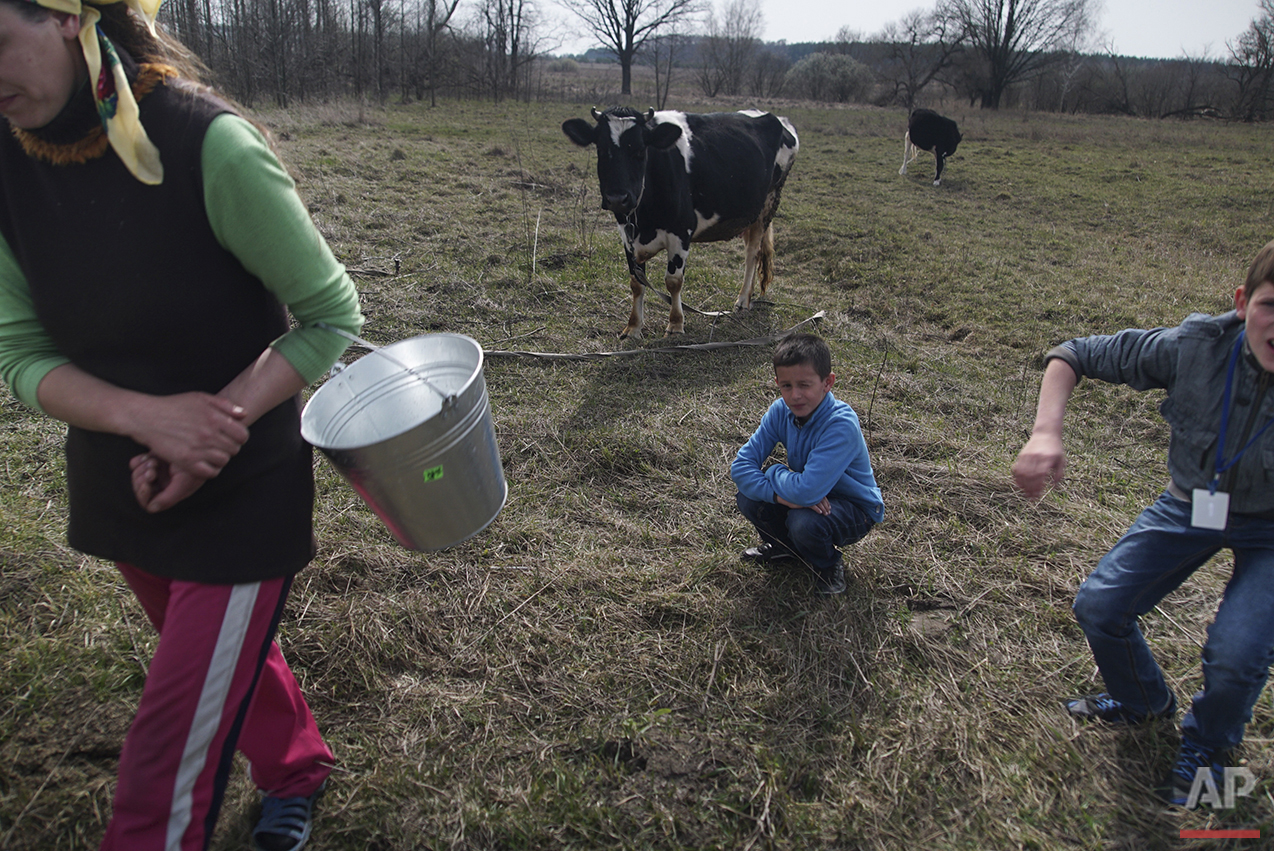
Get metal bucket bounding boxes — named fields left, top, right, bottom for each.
left=300, top=333, right=507, bottom=551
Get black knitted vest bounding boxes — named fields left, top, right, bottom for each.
left=0, top=76, right=314, bottom=582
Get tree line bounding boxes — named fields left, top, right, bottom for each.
left=162, top=0, right=1273, bottom=121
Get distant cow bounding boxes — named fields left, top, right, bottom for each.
left=562, top=107, right=799, bottom=339
left=899, top=108, right=961, bottom=186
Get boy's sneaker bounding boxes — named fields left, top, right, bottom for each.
left=253, top=779, right=326, bottom=851
left=815, top=560, right=846, bottom=595
left=1066, top=692, right=1176, bottom=726
left=1155, top=735, right=1228, bottom=808
left=741, top=542, right=795, bottom=563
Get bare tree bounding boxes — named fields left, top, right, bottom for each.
left=558, top=0, right=702, bottom=94
left=698, top=0, right=763, bottom=97
left=1047, top=1, right=1097, bottom=112
left=829, top=25, right=862, bottom=54
left=748, top=48, right=790, bottom=98
left=477, top=0, right=541, bottom=100
left=875, top=8, right=965, bottom=110
left=404, top=0, right=463, bottom=105
left=945, top=0, right=1096, bottom=108
left=1225, top=0, right=1274, bottom=121
left=644, top=31, right=685, bottom=108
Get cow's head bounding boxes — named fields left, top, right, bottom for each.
left=562, top=107, right=684, bottom=217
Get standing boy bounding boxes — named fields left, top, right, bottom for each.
left=731, top=333, right=884, bottom=595
left=1013, top=239, right=1274, bottom=806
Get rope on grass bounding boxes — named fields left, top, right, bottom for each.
left=482, top=310, right=826, bottom=361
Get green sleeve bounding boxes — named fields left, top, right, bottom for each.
left=0, top=232, right=69, bottom=412
left=202, top=114, right=364, bottom=385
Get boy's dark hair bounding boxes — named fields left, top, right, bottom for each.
left=1246, top=239, right=1274, bottom=296
left=773, top=333, right=832, bottom=379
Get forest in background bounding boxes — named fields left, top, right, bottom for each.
left=161, top=0, right=1273, bottom=118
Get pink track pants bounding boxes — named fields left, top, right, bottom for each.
left=99, top=563, right=333, bottom=851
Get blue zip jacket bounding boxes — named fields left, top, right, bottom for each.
left=731, top=390, right=885, bottom=522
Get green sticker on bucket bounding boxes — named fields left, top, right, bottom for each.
left=422, top=465, right=445, bottom=482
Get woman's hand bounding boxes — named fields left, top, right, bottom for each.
left=38, top=352, right=307, bottom=513
left=37, top=365, right=250, bottom=479
left=127, top=392, right=249, bottom=478
left=130, top=452, right=208, bottom=513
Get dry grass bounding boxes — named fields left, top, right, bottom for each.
left=2, top=94, right=1273, bottom=850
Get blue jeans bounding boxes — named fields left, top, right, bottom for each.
left=1073, top=491, right=1274, bottom=751
left=735, top=491, right=875, bottom=571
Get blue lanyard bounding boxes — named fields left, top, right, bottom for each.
left=1213, top=329, right=1274, bottom=492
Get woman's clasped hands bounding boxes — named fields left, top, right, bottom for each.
left=128, top=391, right=249, bottom=513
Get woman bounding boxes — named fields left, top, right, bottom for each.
left=0, top=1, right=363, bottom=849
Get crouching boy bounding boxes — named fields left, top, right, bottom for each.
left=1012, top=239, right=1274, bottom=806
left=730, top=333, right=884, bottom=595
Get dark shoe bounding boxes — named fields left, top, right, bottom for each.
left=741, top=542, right=795, bottom=563
left=253, top=779, right=326, bottom=851
left=1066, top=692, right=1176, bottom=726
left=815, top=560, right=846, bottom=595
left=1155, top=735, right=1228, bottom=808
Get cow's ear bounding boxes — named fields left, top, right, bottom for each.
left=645, top=122, right=682, bottom=149
left=562, top=118, right=596, bottom=147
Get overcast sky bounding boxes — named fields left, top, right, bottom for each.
left=557, top=0, right=1264, bottom=60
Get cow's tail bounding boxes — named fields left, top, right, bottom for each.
left=758, top=224, right=775, bottom=295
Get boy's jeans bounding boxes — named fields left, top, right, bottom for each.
left=1073, top=491, right=1274, bottom=752
left=735, top=491, right=875, bottom=571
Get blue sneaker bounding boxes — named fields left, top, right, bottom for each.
left=1066, top=692, right=1176, bottom=726
left=253, top=779, right=326, bottom=851
left=1156, top=736, right=1228, bottom=808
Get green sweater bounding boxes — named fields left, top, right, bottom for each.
left=0, top=114, right=363, bottom=412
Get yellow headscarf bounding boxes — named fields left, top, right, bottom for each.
left=34, top=0, right=165, bottom=184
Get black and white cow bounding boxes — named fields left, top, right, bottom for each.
left=562, top=107, right=799, bottom=339
left=899, top=108, right=962, bottom=186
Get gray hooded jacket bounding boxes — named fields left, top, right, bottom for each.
left=1047, top=310, right=1274, bottom=516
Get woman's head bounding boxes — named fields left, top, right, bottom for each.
left=0, top=0, right=204, bottom=183
left=0, top=0, right=87, bottom=130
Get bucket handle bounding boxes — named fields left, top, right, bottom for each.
left=317, top=322, right=458, bottom=409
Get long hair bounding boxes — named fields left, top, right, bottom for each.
left=94, top=2, right=211, bottom=84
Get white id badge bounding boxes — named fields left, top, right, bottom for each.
left=1191, top=488, right=1230, bottom=530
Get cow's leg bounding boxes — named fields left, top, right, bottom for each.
left=664, top=248, right=687, bottom=336
left=757, top=223, right=775, bottom=297
left=621, top=256, right=646, bottom=339
left=736, top=220, right=766, bottom=310
left=899, top=133, right=914, bottom=175
left=933, top=153, right=945, bottom=186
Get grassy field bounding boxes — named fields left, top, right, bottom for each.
left=2, top=92, right=1274, bottom=850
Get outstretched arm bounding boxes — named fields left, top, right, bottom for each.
left=1012, top=358, right=1078, bottom=500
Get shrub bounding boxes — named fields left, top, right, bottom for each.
left=785, top=52, right=873, bottom=103
left=547, top=58, right=580, bottom=74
